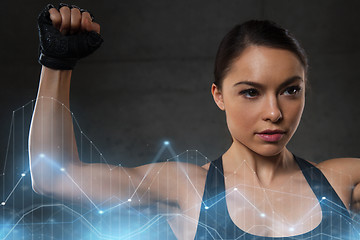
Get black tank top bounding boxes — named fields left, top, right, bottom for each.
left=194, top=154, right=355, bottom=239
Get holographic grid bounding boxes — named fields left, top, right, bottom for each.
left=1, top=98, right=360, bottom=239
left=1, top=98, right=210, bottom=239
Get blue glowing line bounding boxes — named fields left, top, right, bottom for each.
left=31, top=154, right=63, bottom=171
left=3, top=174, right=25, bottom=204
left=3, top=98, right=359, bottom=239
left=151, top=144, right=167, bottom=162
left=166, top=144, right=177, bottom=157
left=294, top=199, right=322, bottom=224
left=62, top=171, right=101, bottom=211
left=181, top=165, right=204, bottom=201
left=119, top=214, right=165, bottom=240
left=129, top=162, right=166, bottom=200
left=1, top=204, right=115, bottom=240
left=1, top=112, right=14, bottom=175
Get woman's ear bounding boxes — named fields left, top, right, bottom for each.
left=211, top=83, right=225, bottom=111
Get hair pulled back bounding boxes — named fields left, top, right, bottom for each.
left=214, top=20, right=308, bottom=89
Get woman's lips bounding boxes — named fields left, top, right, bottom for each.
left=256, top=133, right=284, bottom=142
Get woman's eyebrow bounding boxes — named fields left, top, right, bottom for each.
left=232, top=76, right=303, bottom=89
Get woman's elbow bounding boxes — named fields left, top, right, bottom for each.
left=31, top=182, right=44, bottom=195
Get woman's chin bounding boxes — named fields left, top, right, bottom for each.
left=232, top=137, right=289, bottom=157
left=248, top=143, right=287, bottom=157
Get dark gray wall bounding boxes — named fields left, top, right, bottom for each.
left=1, top=0, right=359, bottom=170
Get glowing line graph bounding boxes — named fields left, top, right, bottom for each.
left=2, top=99, right=35, bottom=176
left=62, top=170, right=102, bottom=211
left=129, top=146, right=174, bottom=201
left=1, top=172, right=27, bottom=205
left=181, top=165, right=205, bottom=201
left=2, top=199, right=190, bottom=240
left=1, top=112, right=13, bottom=176
left=1, top=98, right=360, bottom=239
left=0, top=98, right=212, bottom=239
left=2, top=204, right=122, bottom=240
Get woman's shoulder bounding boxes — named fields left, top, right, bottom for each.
left=316, top=157, right=360, bottom=210
left=316, top=157, right=360, bottom=183
left=317, top=156, right=360, bottom=171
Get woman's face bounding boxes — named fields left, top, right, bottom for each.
left=212, top=45, right=306, bottom=157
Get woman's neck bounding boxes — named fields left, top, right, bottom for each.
left=223, top=142, right=297, bottom=186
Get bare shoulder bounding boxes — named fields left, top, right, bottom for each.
left=316, top=157, right=360, bottom=182
left=317, top=156, right=360, bottom=166
left=317, top=157, right=360, bottom=175
left=316, top=157, right=360, bottom=210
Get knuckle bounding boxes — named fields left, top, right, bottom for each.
left=81, top=11, right=92, bottom=20
left=81, top=15, right=90, bottom=29
left=49, top=9, right=62, bottom=25
left=59, top=5, right=70, bottom=12
left=71, top=7, right=81, bottom=15
left=71, top=8, right=81, bottom=27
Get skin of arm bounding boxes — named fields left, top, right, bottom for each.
left=28, top=67, right=76, bottom=195
left=28, top=67, right=140, bottom=205
left=28, top=67, right=205, bottom=209
left=335, top=158, right=360, bottom=212
left=29, top=6, right=210, bottom=216
left=317, top=157, right=360, bottom=213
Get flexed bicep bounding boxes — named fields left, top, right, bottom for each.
left=30, top=4, right=208, bottom=218
left=44, top=160, right=206, bottom=213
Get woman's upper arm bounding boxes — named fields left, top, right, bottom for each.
left=48, top=161, right=206, bottom=210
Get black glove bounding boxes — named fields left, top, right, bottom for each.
left=37, top=4, right=103, bottom=70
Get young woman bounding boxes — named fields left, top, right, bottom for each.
left=29, top=4, right=360, bottom=240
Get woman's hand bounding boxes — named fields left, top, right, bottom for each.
left=37, top=4, right=103, bottom=70
left=48, top=4, right=100, bottom=35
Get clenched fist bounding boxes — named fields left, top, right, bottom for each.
left=38, top=3, right=103, bottom=70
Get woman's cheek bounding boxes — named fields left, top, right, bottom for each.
left=286, top=98, right=304, bottom=126
left=225, top=104, right=253, bottom=139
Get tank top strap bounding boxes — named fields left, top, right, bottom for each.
left=195, top=154, right=354, bottom=239
left=195, top=156, right=235, bottom=239
left=292, top=153, right=350, bottom=218
left=201, top=156, right=225, bottom=203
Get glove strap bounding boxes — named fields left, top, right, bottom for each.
left=39, top=53, right=77, bottom=70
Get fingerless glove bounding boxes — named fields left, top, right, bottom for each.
left=37, top=4, right=103, bottom=70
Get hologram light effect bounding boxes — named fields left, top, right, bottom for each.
left=1, top=98, right=360, bottom=239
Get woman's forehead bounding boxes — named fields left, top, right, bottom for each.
left=224, top=46, right=305, bottom=86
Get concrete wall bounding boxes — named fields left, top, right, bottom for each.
left=1, top=0, right=359, bottom=170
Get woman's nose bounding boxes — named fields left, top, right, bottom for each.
left=262, top=96, right=283, bottom=122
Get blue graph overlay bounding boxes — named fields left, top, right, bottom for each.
left=1, top=99, right=360, bottom=239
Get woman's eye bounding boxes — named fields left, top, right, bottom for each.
left=283, top=86, right=302, bottom=95
left=239, top=89, right=259, bottom=98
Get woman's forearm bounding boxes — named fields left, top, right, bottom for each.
left=29, top=66, right=82, bottom=195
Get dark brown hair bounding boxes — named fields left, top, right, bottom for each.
left=214, top=20, right=308, bottom=89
